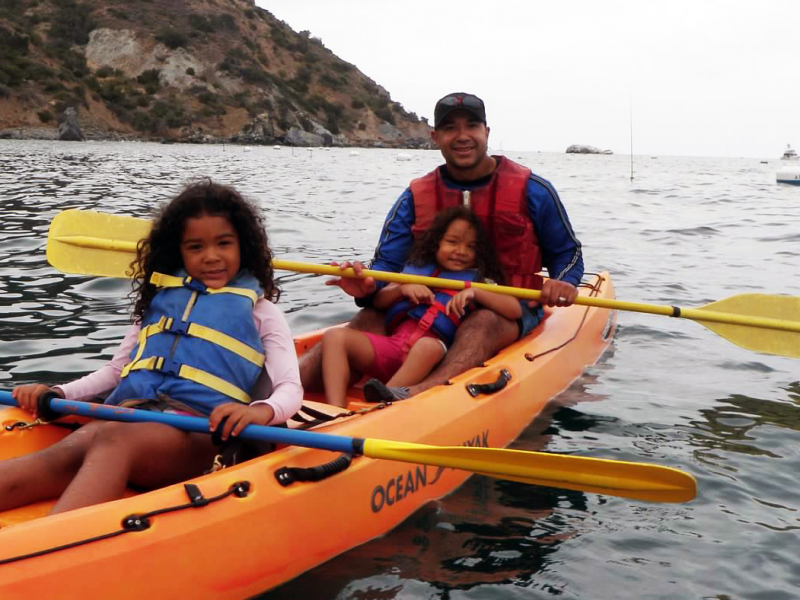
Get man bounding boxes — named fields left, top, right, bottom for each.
left=300, top=92, right=583, bottom=400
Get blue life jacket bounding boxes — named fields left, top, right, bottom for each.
left=384, top=263, right=481, bottom=347
left=105, top=270, right=266, bottom=416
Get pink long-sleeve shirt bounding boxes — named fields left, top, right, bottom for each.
left=57, top=299, right=304, bottom=426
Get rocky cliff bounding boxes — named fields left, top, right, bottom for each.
left=0, top=0, right=432, bottom=147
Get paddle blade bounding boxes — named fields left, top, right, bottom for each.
left=695, top=294, right=800, bottom=358
left=364, top=439, right=696, bottom=503
left=47, top=209, right=148, bottom=277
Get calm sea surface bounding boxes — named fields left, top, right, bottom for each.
left=1, top=140, right=799, bottom=599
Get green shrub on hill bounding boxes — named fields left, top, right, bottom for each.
left=156, top=28, right=188, bottom=50
left=131, top=110, right=156, bottom=132
left=52, top=85, right=88, bottom=114
left=188, top=14, right=215, bottom=34
left=63, top=50, right=90, bottom=79
left=44, top=79, right=65, bottom=92
left=319, top=72, right=342, bottom=91
left=48, top=0, right=96, bottom=46
left=0, top=26, right=33, bottom=87
left=324, top=104, right=345, bottom=134
left=108, top=8, right=130, bottom=20
left=137, top=69, right=161, bottom=88
left=375, top=105, right=395, bottom=125
left=0, top=0, right=23, bottom=22
left=331, top=62, right=353, bottom=74
left=289, top=66, right=312, bottom=94
left=214, top=14, right=238, bottom=32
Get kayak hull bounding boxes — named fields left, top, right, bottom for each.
left=0, top=272, right=615, bottom=599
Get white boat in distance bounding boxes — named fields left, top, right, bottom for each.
left=776, top=166, right=800, bottom=185
left=781, top=144, right=798, bottom=160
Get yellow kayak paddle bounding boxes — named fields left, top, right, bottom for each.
left=47, top=209, right=800, bottom=359
left=0, top=391, right=695, bottom=503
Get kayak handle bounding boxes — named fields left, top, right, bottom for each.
left=274, top=453, right=354, bottom=487
left=466, top=369, right=512, bottom=398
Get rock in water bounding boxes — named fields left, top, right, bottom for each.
left=566, top=144, right=612, bottom=154
left=58, top=107, right=84, bottom=142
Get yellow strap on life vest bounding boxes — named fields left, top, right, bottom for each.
left=120, top=318, right=169, bottom=377
left=123, top=357, right=252, bottom=404
left=207, top=286, right=258, bottom=304
left=150, top=272, right=185, bottom=288
left=177, top=365, right=252, bottom=404
left=124, top=356, right=164, bottom=373
left=149, top=271, right=259, bottom=304
left=120, top=316, right=265, bottom=376
left=181, top=290, right=198, bottom=322
left=185, top=322, right=265, bottom=367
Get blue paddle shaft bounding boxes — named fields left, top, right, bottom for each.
left=0, top=391, right=363, bottom=454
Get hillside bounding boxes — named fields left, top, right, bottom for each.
left=0, top=0, right=432, bottom=147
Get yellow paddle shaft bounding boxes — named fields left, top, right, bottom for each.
left=53, top=235, right=140, bottom=252
left=274, top=259, right=800, bottom=334
left=50, top=235, right=800, bottom=335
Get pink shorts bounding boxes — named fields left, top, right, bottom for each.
left=362, top=319, right=446, bottom=382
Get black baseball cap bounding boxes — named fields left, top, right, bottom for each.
left=433, top=93, right=487, bottom=128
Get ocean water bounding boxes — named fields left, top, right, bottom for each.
left=1, top=140, right=799, bottom=599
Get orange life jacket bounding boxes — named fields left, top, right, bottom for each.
left=409, top=156, right=543, bottom=290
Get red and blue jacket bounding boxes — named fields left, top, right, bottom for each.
left=385, top=263, right=481, bottom=347
left=359, top=156, right=582, bottom=306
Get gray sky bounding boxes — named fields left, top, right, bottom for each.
left=257, top=0, right=798, bottom=159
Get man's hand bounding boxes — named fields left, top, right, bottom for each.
left=324, top=260, right=377, bottom=298
left=537, top=279, right=578, bottom=308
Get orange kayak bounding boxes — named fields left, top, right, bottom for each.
left=0, top=272, right=615, bottom=599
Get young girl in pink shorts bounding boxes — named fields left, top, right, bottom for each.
left=321, top=206, right=521, bottom=407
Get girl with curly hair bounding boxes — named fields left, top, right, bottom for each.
left=6, top=180, right=302, bottom=514
left=322, top=206, right=521, bottom=406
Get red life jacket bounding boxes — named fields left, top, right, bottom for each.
left=409, top=156, right=543, bottom=290
left=385, top=263, right=481, bottom=347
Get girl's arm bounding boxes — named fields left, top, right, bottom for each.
left=247, top=299, right=303, bottom=426
left=447, top=287, right=522, bottom=320
left=373, top=282, right=404, bottom=309
left=374, top=283, right=435, bottom=309
left=57, top=323, right=140, bottom=400
left=14, top=324, right=139, bottom=415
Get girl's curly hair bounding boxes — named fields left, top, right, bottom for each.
left=129, top=179, right=279, bottom=322
left=407, top=206, right=507, bottom=284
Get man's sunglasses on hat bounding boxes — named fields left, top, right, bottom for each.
left=436, top=94, right=485, bottom=109
left=434, top=93, right=487, bottom=128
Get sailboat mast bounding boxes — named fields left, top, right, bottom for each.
left=629, top=98, right=634, bottom=182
